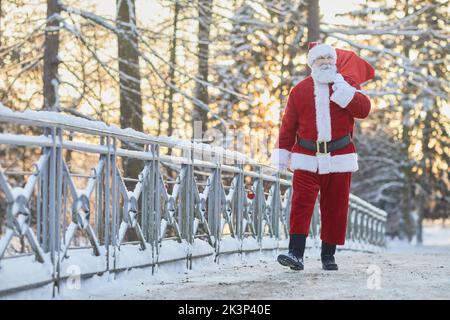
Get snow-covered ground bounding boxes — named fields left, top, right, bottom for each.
left=4, top=224, right=450, bottom=300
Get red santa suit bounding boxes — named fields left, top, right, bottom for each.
left=271, top=43, right=374, bottom=245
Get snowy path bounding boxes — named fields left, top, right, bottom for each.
left=6, top=245, right=450, bottom=300
left=6, top=225, right=450, bottom=300
left=44, top=243, right=448, bottom=300
left=114, top=247, right=450, bottom=300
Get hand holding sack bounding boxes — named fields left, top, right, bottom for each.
left=331, top=73, right=356, bottom=108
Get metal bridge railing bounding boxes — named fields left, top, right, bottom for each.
left=0, top=104, right=387, bottom=296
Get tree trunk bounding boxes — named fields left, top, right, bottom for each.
left=416, top=209, right=423, bottom=244
left=303, top=0, right=320, bottom=78
left=167, top=0, right=180, bottom=140
left=163, top=1, right=180, bottom=181
left=0, top=0, right=3, bottom=47
left=417, top=100, right=434, bottom=244
left=307, top=0, right=320, bottom=42
left=43, top=0, right=61, bottom=110
left=193, top=0, right=212, bottom=136
left=400, top=0, right=414, bottom=241
left=117, top=0, right=143, bottom=180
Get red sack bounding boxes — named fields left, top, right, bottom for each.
left=335, top=48, right=375, bottom=86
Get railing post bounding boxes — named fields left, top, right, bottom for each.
left=311, top=199, right=320, bottom=240
left=252, top=165, right=265, bottom=245
left=356, top=207, right=360, bottom=244
left=369, top=216, right=375, bottom=245
left=179, top=165, right=194, bottom=245
left=363, top=210, right=369, bottom=245
left=379, top=219, right=385, bottom=247
left=207, top=165, right=221, bottom=251
left=233, top=163, right=245, bottom=243
left=381, top=218, right=387, bottom=247
left=281, top=181, right=292, bottom=239
left=40, top=146, right=49, bottom=252
left=352, top=207, right=358, bottom=244
left=111, top=137, right=119, bottom=271
left=179, top=147, right=195, bottom=268
left=270, top=172, right=281, bottom=240
left=95, top=137, right=105, bottom=244
left=346, top=205, right=352, bottom=242
left=104, top=135, right=111, bottom=271
left=54, top=128, right=63, bottom=293
left=142, top=143, right=161, bottom=271
left=49, top=127, right=58, bottom=296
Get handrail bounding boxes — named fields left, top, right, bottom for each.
left=0, top=104, right=273, bottom=168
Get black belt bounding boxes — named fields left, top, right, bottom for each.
left=296, top=134, right=352, bottom=154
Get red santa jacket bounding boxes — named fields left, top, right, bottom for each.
left=271, top=74, right=371, bottom=174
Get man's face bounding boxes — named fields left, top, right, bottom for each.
left=313, top=55, right=334, bottom=67
left=311, top=54, right=337, bottom=83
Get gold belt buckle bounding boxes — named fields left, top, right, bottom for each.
left=316, top=140, right=328, bottom=155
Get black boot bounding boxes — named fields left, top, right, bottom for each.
left=277, top=234, right=306, bottom=271
left=321, top=241, right=338, bottom=271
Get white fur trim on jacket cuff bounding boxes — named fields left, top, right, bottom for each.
left=290, top=152, right=359, bottom=174
left=331, top=85, right=356, bottom=108
left=270, top=148, right=291, bottom=167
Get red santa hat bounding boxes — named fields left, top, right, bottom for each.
left=307, top=42, right=337, bottom=67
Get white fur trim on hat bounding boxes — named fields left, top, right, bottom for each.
left=307, top=44, right=337, bottom=67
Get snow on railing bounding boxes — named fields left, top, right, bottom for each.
left=0, top=104, right=387, bottom=296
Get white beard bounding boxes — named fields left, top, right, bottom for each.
left=311, top=63, right=337, bottom=83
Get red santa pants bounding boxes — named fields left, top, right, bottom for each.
left=289, top=169, right=352, bottom=245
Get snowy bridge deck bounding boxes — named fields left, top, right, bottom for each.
left=0, top=105, right=387, bottom=297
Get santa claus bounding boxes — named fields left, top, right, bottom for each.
left=272, top=42, right=374, bottom=271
